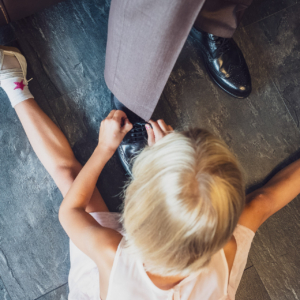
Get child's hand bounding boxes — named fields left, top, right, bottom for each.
left=146, top=119, right=173, bottom=146
left=98, top=110, right=133, bottom=154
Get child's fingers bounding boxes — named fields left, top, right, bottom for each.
left=146, top=124, right=155, bottom=146
left=157, top=119, right=169, bottom=132
left=113, top=110, right=127, bottom=124
left=148, top=120, right=164, bottom=139
left=106, top=110, right=116, bottom=119
left=122, top=118, right=133, bottom=133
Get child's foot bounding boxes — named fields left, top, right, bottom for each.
left=0, top=46, right=33, bottom=107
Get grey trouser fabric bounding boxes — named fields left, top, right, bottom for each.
left=104, top=0, right=252, bottom=121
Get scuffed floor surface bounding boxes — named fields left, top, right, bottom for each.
left=0, top=0, right=300, bottom=299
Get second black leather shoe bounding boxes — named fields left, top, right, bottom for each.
left=112, top=94, right=148, bottom=176
left=192, top=29, right=251, bottom=98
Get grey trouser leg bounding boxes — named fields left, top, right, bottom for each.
left=104, top=0, right=205, bottom=121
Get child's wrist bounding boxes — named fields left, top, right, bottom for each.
left=95, top=143, right=115, bottom=159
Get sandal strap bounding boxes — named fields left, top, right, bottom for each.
left=0, top=49, right=29, bottom=86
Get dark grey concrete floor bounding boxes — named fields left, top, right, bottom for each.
left=0, top=0, right=299, bottom=299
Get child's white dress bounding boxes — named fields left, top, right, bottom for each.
left=68, top=212, right=254, bottom=300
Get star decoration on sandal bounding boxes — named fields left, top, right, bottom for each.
left=14, top=80, right=25, bottom=90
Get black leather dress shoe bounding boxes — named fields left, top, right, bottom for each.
left=192, top=29, right=251, bottom=98
left=112, top=94, right=148, bottom=176
left=117, top=122, right=148, bottom=176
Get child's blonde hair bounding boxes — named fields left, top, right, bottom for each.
left=122, top=128, right=245, bottom=277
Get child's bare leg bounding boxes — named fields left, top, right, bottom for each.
left=239, top=158, right=300, bottom=232
left=1, top=47, right=108, bottom=212
left=14, top=98, right=109, bottom=212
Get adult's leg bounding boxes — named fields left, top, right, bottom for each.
left=194, top=0, right=253, bottom=38
left=105, top=0, right=206, bottom=121
left=14, top=98, right=108, bottom=213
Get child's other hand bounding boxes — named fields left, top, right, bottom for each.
left=146, top=119, right=173, bottom=146
left=98, top=110, right=133, bottom=154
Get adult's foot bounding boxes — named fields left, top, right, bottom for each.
left=113, top=95, right=148, bottom=176
left=192, top=29, right=251, bottom=98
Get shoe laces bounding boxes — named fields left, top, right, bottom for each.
left=128, top=122, right=148, bottom=143
left=209, top=34, right=231, bottom=55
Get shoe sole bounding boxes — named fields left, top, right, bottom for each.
left=199, top=48, right=250, bottom=99
left=0, top=45, right=21, bottom=54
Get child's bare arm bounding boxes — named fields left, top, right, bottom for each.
left=238, top=158, right=300, bottom=232
left=59, top=110, right=132, bottom=263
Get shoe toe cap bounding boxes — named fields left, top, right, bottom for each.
left=216, top=65, right=251, bottom=98
left=228, top=80, right=252, bottom=98
left=236, top=83, right=252, bottom=98
left=228, top=75, right=252, bottom=98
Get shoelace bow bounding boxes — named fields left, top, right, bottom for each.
left=210, top=35, right=231, bottom=55
left=128, top=122, right=148, bottom=143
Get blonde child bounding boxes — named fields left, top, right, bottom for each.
left=2, top=48, right=300, bottom=300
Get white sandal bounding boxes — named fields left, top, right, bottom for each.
left=0, top=46, right=33, bottom=107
